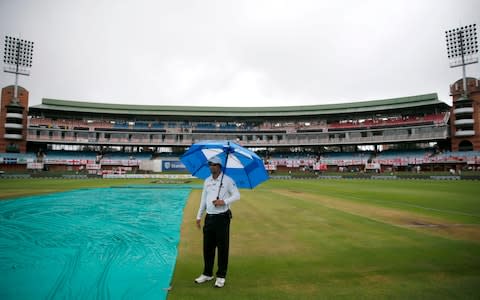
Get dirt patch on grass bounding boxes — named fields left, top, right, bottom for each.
left=273, top=189, right=480, bottom=243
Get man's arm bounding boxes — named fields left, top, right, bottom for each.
left=225, top=177, right=240, bottom=205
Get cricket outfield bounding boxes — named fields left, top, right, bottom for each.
left=1, top=178, right=479, bottom=299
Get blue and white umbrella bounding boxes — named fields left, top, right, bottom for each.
left=180, top=140, right=269, bottom=189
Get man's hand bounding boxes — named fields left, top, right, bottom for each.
left=212, top=199, right=225, bottom=207
left=196, top=219, right=201, bottom=229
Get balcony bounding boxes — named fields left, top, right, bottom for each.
left=454, top=119, right=474, bottom=126
left=454, top=107, right=473, bottom=114
left=4, top=133, right=23, bottom=140
left=6, top=112, right=23, bottom=119
left=455, top=130, right=475, bottom=137
left=26, top=124, right=449, bottom=147
left=455, top=95, right=472, bottom=102
left=4, top=123, right=24, bottom=129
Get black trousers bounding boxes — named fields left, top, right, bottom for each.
left=202, top=210, right=231, bottom=278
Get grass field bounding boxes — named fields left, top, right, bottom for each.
left=1, top=178, right=480, bottom=299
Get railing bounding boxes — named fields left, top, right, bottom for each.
left=27, top=112, right=449, bottom=134
left=328, top=113, right=447, bottom=129
left=26, top=124, right=449, bottom=147
left=455, top=130, right=475, bottom=137
left=454, top=107, right=474, bottom=114
left=454, top=119, right=474, bottom=126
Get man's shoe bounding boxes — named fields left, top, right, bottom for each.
left=214, top=277, right=225, bottom=288
left=194, top=274, right=213, bottom=284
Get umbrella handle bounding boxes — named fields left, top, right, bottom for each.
left=216, top=142, right=230, bottom=200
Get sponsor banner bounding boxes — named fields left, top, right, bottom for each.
left=122, top=160, right=140, bottom=166
left=430, top=176, right=461, bottom=180
left=86, top=164, right=101, bottom=170
left=467, top=157, right=480, bottom=164
left=100, top=159, right=122, bottom=165
left=44, top=159, right=67, bottom=164
left=286, top=160, right=300, bottom=168
left=371, top=175, right=397, bottom=180
left=100, top=159, right=141, bottom=166
left=365, top=162, right=381, bottom=170
left=313, top=163, right=327, bottom=171
left=67, top=160, right=83, bottom=165
left=266, top=164, right=277, bottom=171
left=270, top=175, right=293, bottom=179
left=27, top=162, right=44, bottom=169
left=318, top=175, right=343, bottom=179
left=20, top=158, right=33, bottom=164
left=1, top=157, right=33, bottom=164
left=103, top=174, right=195, bottom=179
left=3, top=157, right=17, bottom=164
left=162, top=160, right=186, bottom=171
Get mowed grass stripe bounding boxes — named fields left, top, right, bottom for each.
left=267, top=180, right=480, bottom=223
left=269, top=188, right=480, bottom=242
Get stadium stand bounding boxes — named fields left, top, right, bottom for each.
left=2, top=85, right=480, bottom=175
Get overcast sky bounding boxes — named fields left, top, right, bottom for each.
left=1, top=0, right=479, bottom=108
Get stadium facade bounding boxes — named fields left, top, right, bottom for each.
left=2, top=90, right=453, bottom=151
left=1, top=77, right=480, bottom=174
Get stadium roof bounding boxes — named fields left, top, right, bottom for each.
left=29, top=93, right=449, bottom=118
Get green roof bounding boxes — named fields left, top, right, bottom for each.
left=29, top=93, right=448, bottom=118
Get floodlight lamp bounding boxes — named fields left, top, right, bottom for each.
left=445, top=24, right=478, bottom=67
left=3, top=35, right=34, bottom=75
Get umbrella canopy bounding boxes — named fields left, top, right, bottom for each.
left=180, top=140, right=269, bottom=189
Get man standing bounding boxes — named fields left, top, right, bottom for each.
left=194, top=156, right=240, bottom=288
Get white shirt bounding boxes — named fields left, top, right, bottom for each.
left=196, top=173, right=240, bottom=220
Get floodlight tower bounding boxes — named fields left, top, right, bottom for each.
left=446, top=24, right=480, bottom=151
left=1, top=36, right=34, bottom=153
left=3, top=36, right=34, bottom=104
left=445, top=24, right=478, bottom=97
